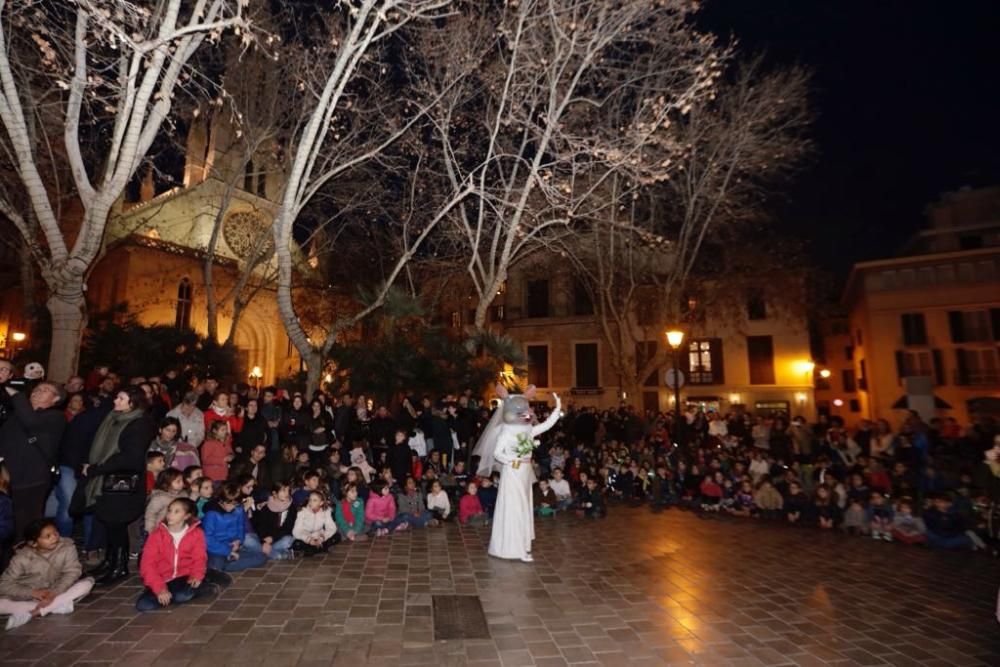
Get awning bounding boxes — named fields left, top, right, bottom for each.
left=891, top=395, right=953, bottom=410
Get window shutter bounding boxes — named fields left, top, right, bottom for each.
left=895, top=351, right=905, bottom=381
left=948, top=311, right=965, bottom=343
left=710, top=339, right=725, bottom=384
left=955, top=348, right=968, bottom=385
left=900, top=314, right=911, bottom=345
left=991, top=308, right=1000, bottom=342
left=932, top=349, right=944, bottom=386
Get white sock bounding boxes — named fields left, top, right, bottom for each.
left=48, top=601, right=74, bottom=615
left=5, top=612, right=32, bottom=631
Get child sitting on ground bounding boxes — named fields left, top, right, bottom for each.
left=728, top=480, right=755, bottom=518
left=396, top=477, right=436, bottom=528
left=252, top=482, right=298, bottom=560
left=534, top=479, right=559, bottom=517
left=866, top=492, right=894, bottom=541
left=923, top=494, right=974, bottom=550
left=549, top=468, right=574, bottom=510
left=784, top=481, right=810, bottom=524
left=292, top=470, right=323, bottom=508
left=891, top=498, right=927, bottom=545
left=292, top=491, right=339, bottom=556
left=813, top=485, right=840, bottom=529
left=0, top=519, right=94, bottom=630
left=458, top=481, right=488, bottom=526
left=201, top=482, right=267, bottom=572
left=427, top=480, right=451, bottom=522
left=753, top=479, right=783, bottom=519
left=193, top=478, right=213, bottom=517
left=477, top=475, right=498, bottom=518
left=334, top=483, right=367, bottom=542
left=137, top=498, right=225, bottom=611
left=185, top=466, right=204, bottom=498
left=699, top=471, right=724, bottom=512
left=365, top=481, right=409, bottom=536
left=577, top=477, right=606, bottom=519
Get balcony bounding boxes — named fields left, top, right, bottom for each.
left=569, top=387, right=605, bottom=396
left=953, top=370, right=1000, bottom=387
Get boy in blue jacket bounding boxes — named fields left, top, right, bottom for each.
left=202, top=481, right=267, bottom=572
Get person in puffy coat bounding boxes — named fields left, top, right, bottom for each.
left=334, top=484, right=367, bottom=542
left=252, top=482, right=297, bottom=560
left=201, top=482, right=266, bottom=572
left=292, top=491, right=338, bottom=556
left=0, top=519, right=93, bottom=630
left=136, top=498, right=224, bottom=611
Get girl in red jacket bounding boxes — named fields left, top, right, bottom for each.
left=136, top=498, right=222, bottom=611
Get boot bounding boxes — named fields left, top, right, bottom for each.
left=96, top=547, right=129, bottom=586
left=87, top=550, right=113, bottom=579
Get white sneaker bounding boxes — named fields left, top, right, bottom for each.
left=5, top=612, right=32, bottom=631
left=49, top=602, right=74, bottom=615
left=520, top=554, right=534, bottom=563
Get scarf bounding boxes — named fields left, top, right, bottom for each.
left=340, top=499, right=354, bottom=525
left=266, top=496, right=292, bottom=514
left=84, top=409, right=144, bottom=508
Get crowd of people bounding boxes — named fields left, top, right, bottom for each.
left=0, top=357, right=998, bottom=631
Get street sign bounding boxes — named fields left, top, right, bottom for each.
left=665, top=368, right=685, bottom=389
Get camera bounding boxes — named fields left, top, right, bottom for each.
left=2, top=377, right=29, bottom=391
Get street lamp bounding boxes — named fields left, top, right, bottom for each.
left=666, top=329, right=684, bottom=444
left=10, top=331, right=26, bottom=357
left=249, top=366, right=262, bottom=390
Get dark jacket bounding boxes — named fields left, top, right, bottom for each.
left=229, top=454, right=274, bottom=489
left=387, top=442, right=413, bottom=486
left=202, top=500, right=247, bottom=556
left=333, top=404, right=355, bottom=446
left=252, top=503, right=297, bottom=542
left=235, top=415, right=269, bottom=453
left=0, top=392, right=66, bottom=488
left=89, top=414, right=156, bottom=524
left=58, top=400, right=112, bottom=470
left=923, top=506, right=966, bottom=537
left=369, top=415, right=397, bottom=449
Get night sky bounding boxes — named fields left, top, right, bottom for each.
left=699, top=0, right=1000, bottom=277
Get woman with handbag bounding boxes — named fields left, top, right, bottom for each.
left=79, top=387, right=156, bottom=585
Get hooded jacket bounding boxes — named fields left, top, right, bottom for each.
left=0, top=537, right=82, bottom=600
left=140, top=521, right=207, bottom=594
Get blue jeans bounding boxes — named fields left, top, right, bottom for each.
left=369, top=515, right=407, bottom=532
left=926, top=531, right=972, bottom=550
left=207, top=545, right=267, bottom=572
left=397, top=511, right=433, bottom=528
left=252, top=534, right=294, bottom=559
left=45, top=466, right=78, bottom=538
left=135, top=577, right=200, bottom=612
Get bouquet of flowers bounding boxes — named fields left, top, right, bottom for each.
left=512, top=433, right=540, bottom=469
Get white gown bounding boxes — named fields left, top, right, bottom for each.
left=488, top=409, right=561, bottom=561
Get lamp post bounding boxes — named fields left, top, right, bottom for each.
left=666, top=329, right=684, bottom=444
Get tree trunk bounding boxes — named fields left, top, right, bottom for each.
left=304, top=349, right=322, bottom=396
left=46, top=286, right=86, bottom=383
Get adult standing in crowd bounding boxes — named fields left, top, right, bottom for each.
left=80, top=386, right=155, bottom=585
left=165, top=391, right=205, bottom=447
left=0, top=381, right=65, bottom=539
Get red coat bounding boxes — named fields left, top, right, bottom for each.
left=201, top=438, right=233, bottom=481
left=140, top=521, right=208, bottom=594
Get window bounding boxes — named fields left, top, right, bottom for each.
left=450, top=311, right=461, bottom=329
left=901, top=313, right=928, bottom=346
left=256, top=171, right=267, bottom=198
left=635, top=341, right=659, bottom=387
left=746, top=289, right=767, bottom=321
left=895, top=349, right=944, bottom=384
left=573, top=281, right=593, bottom=316
left=489, top=305, right=505, bottom=323
left=859, top=359, right=868, bottom=390
left=949, top=310, right=991, bottom=343
left=125, top=168, right=144, bottom=203
left=636, top=298, right=655, bottom=327
left=845, top=346, right=854, bottom=361
left=574, top=343, right=599, bottom=388
left=842, top=369, right=857, bottom=393
left=526, top=345, right=549, bottom=387
left=525, top=279, right=550, bottom=318
left=954, top=348, right=999, bottom=386
left=686, top=338, right=724, bottom=385
left=849, top=399, right=861, bottom=413
left=175, top=279, right=193, bottom=330
left=746, top=335, right=775, bottom=385
left=244, top=159, right=255, bottom=193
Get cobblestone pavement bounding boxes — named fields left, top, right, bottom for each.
left=2, top=506, right=999, bottom=666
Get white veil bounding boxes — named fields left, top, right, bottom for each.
left=472, top=400, right=505, bottom=477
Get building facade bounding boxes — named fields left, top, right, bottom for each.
left=444, top=264, right=817, bottom=415
left=843, top=186, right=1000, bottom=424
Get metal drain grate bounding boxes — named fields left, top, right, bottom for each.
left=432, top=595, right=491, bottom=640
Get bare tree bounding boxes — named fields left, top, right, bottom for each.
left=564, top=58, right=812, bottom=404
left=412, top=0, right=723, bottom=330
left=0, top=0, right=250, bottom=381
left=271, top=0, right=460, bottom=393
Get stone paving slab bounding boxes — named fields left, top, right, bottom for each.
left=2, top=507, right=999, bottom=665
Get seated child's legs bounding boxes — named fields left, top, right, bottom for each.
left=270, top=535, right=295, bottom=559
left=212, top=547, right=267, bottom=571
left=466, top=513, right=488, bottom=526
left=926, top=531, right=972, bottom=550
left=135, top=577, right=199, bottom=612
left=0, top=597, right=39, bottom=616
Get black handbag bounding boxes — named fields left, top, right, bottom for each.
left=101, top=473, right=141, bottom=494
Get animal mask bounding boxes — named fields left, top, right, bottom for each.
left=23, top=362, right=45, bottom=380
left=496, top=383, right=537, bottom=425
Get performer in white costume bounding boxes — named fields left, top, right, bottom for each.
left=472, top=384, right=561, bottom=562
